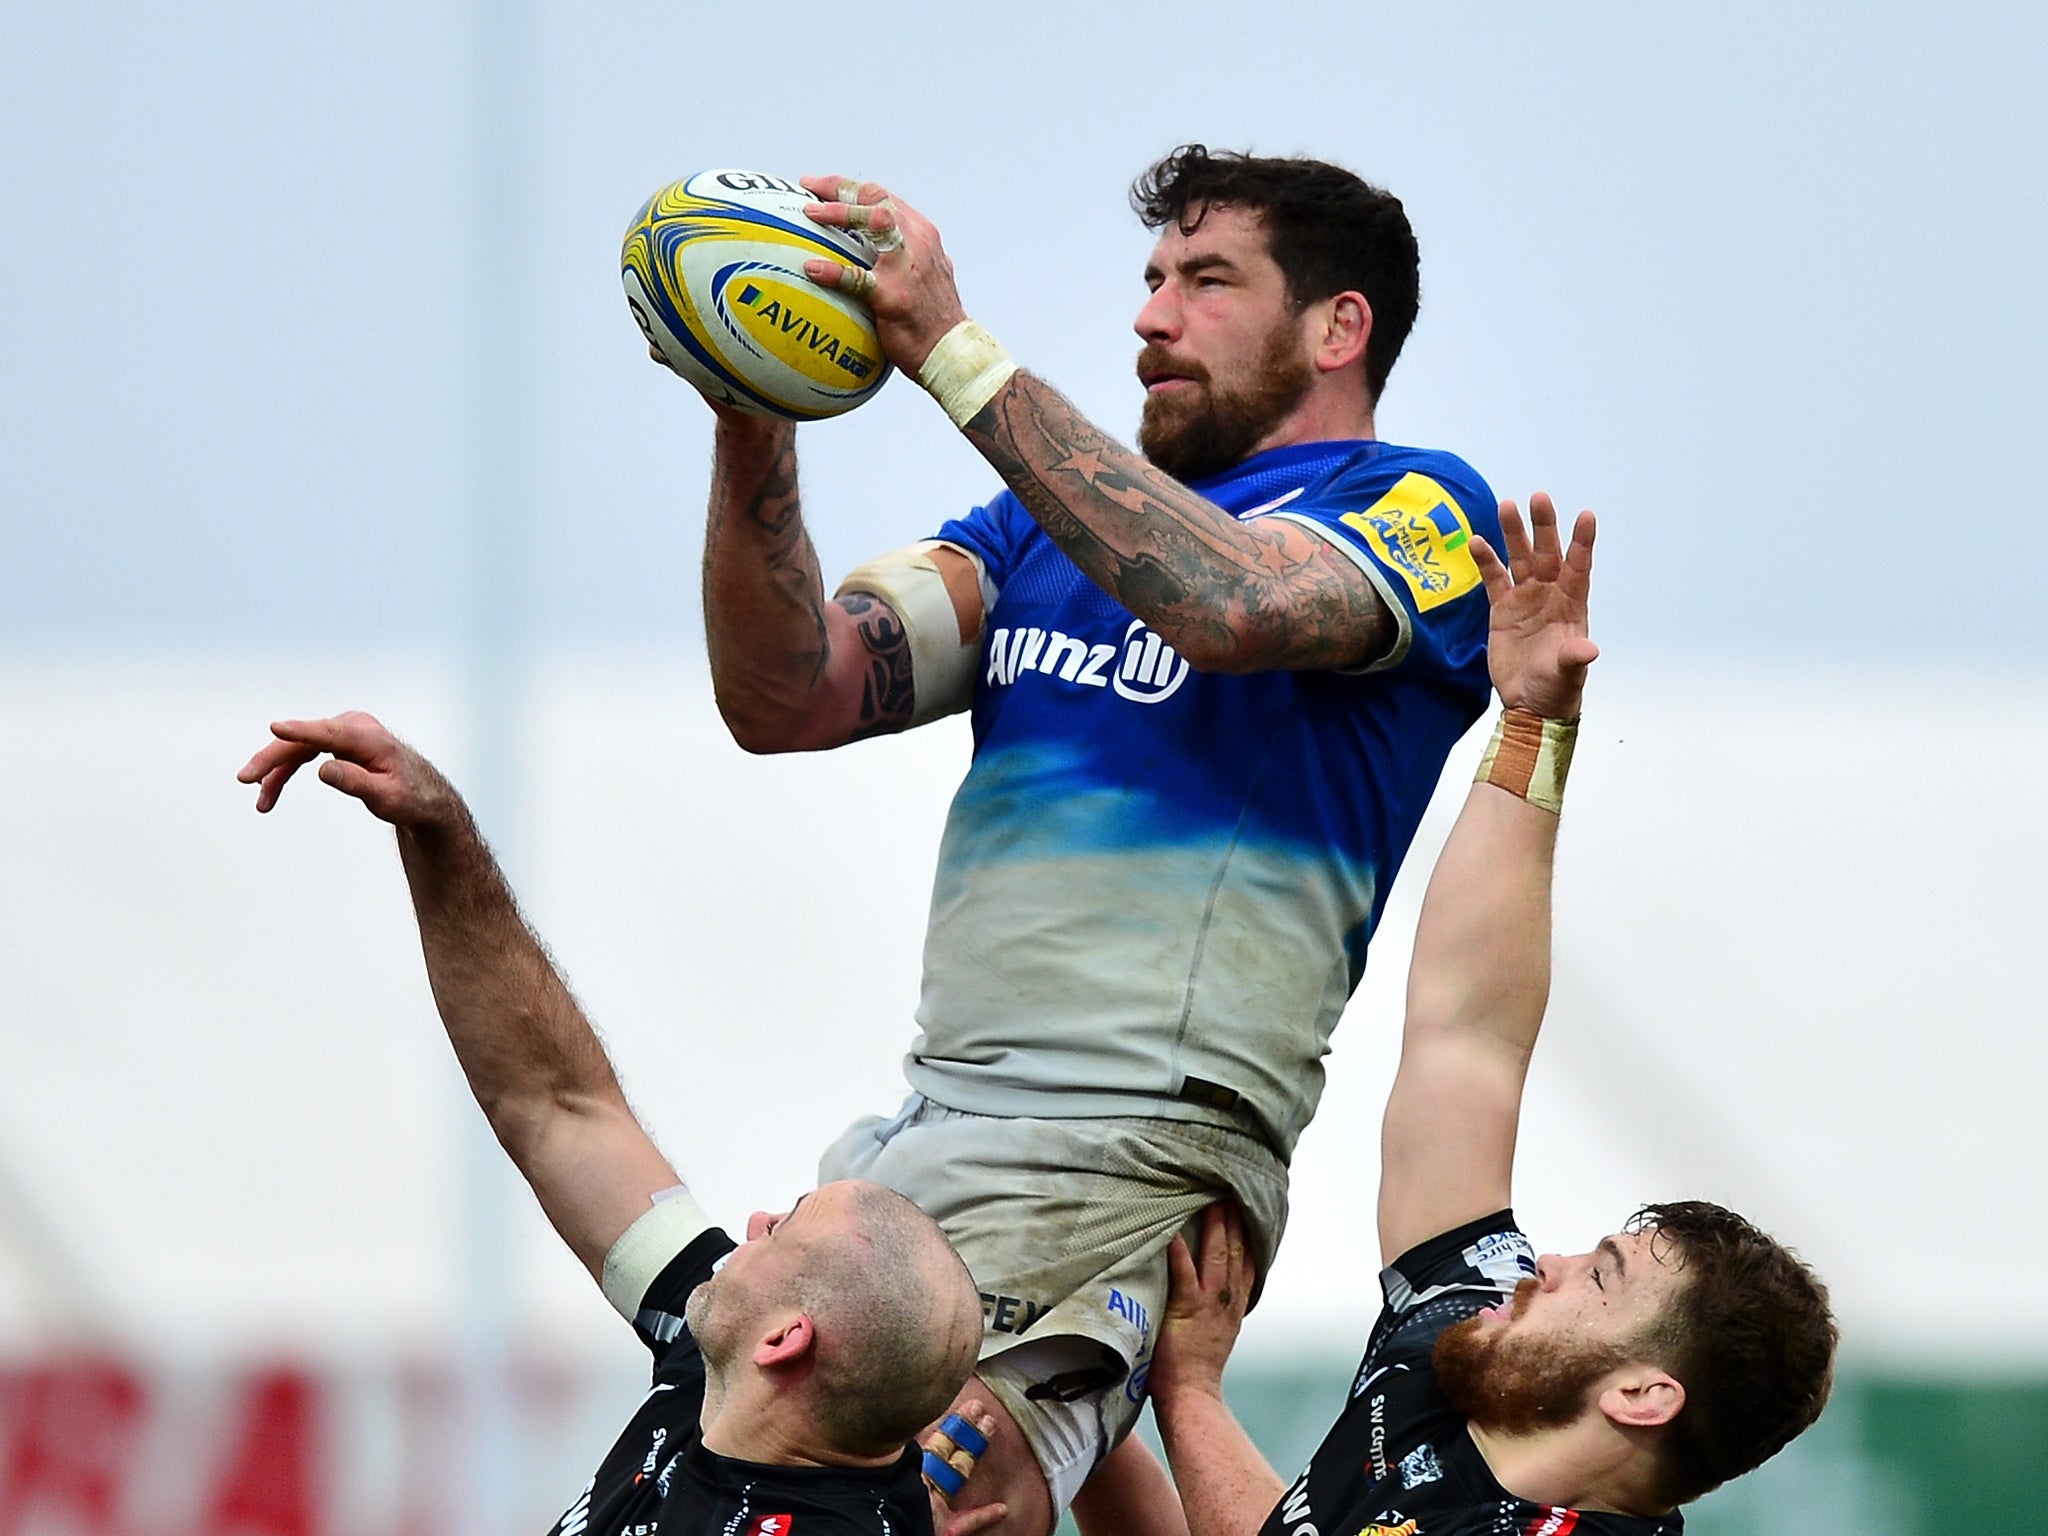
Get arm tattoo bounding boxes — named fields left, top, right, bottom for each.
left=837, top=592, right=916, bottom=739
left=704, top=422, right=837, bottom=697
left=961, top=374, right=1395, bottom=672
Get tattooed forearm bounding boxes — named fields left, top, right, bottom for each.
left=704, top=420, right=831, bottom=686
left=702, top=418, right=850, bottom=749
left=962, top=373, right=1394, bottom=672
left=699, top=417, right=919, bottom=751
left=838, top=593, right=916, bottom=739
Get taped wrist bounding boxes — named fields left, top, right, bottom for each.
left=1474, top=708, right=1578, bottom=814
left=917, top=319, right=1018, bottom=427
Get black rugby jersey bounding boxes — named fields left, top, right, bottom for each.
left=548, top=1226, right=934, bottom=1536
left=1255, top=1212, right=1681, bottom=1536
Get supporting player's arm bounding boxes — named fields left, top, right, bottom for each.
left=1142, top=1204, right=1280, bottom=1536
left=1377, top=496, right=1597, bottom=1265
left=799, top=178, right=1394, bottom=674
left=702, top=408, right=985, bottom=752
left=238, top=712, right=680, bottom=1280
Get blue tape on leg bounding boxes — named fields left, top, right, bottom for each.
left=923, top=1449, right=966, bottom=1499
left=939, top=1412, right=989, bottom=1458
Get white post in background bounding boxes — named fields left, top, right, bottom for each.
left=462, top=1, right=534, bottom=1531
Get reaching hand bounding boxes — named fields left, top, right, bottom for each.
left=1472, top=494, right=1599, bottom=721
left=236, top=712, right=455, bottom=828
left=1149, top=1204, right=1255, bottom=1408
left=798, top=175, right=969, bottom=376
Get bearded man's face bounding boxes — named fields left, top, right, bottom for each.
left=1433, top=1279, right=1633, bottom=1436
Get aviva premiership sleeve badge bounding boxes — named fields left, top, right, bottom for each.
left=1340, top=473, right=1482, bottom=612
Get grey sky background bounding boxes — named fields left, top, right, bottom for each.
left=6, top=3, right=2043, bottom=663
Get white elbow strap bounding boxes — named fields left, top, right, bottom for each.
left=602, top=1184, right=714, bottom=1321
left=917, top=320, right=1018, bottom=428
left=836, top=541, right=991, bottom=726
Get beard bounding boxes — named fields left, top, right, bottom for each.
left=1433, top=1282, right=1629, bottom=1436
left=1137, top=320, right=1314, bottom=482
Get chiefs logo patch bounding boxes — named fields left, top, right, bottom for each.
left=747, top=1517, right=795, bottom=1536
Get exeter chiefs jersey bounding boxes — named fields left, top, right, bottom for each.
left=548, top=1225, right=933, bottom=1536
left=908, top=440, right=1499, bottom=1158
left=1260, top=1212, right=1681, bottom=1536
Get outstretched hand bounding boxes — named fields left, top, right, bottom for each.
left=798, top=175, right=969, bottom=376
left=1473, top=494, right=1599, bottom=721
left=236, top=712, right=453, bottom=828
left=1148, top=1204, right=1255, bottom=1408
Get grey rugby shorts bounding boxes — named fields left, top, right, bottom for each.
left=817, top=1094, right=1289, bottom=1512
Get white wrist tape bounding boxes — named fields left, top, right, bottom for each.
left=836, top=540, right=991, bottom=725
left=601, top=1184, right=715, bottom=1320
left=917, top=319, right=1018, bottom=427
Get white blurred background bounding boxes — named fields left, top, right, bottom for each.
left=4, top=4, right=2044, bottom=1532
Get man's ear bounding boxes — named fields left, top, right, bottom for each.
left=1599, top=1366, right=1685, bottom=1429
left=753, top=1312, right=818, bottom=1371
left=1312, top=291, right=1372, bottom=375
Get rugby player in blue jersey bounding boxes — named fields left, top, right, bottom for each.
left=1145, top=500, right=1835, bottom=1536
left=676, top=146, right=1503, bottom=1535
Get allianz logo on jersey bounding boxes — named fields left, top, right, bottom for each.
left=985, top=618, right=1191, bottom=704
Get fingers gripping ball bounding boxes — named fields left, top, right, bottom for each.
left=622, top=169, right=892, bottom=420
left=921, top=1412, right=990, bottom=1503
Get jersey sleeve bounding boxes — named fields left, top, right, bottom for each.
left=599, top=1187, right=740, bottom=1368
left=1268, top=456, right=1502, bottom=680
left=1357, top=1210, right=1536, bottom=1373
left=932, top=489, right=1033, bottom=593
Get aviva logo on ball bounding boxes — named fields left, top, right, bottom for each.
left=622, top=169, right=892, bottom=421
left=723, top=272, right=881, bottom=383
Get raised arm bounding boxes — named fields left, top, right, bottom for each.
left=238, top=712, right=680, bottom=1279
left=1376, top=495, right=1597, bottom=1265
left=797, top=179, right=1395, bottom=675
left=700, top=406, right=984, bottom=753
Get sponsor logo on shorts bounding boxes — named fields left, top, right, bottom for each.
left=983, top=619, right=1190, bottom=704
left=1124, top=1361, right=1151, bottom=1403
left=1524, top=1509, right=1578, bottom=1536
left=1106, top=1286, right=1151, bottom=1338
left=746, top=1515, right=796, bottom=1536
left=1338, top=472, right=1481, bottom=613
left=981, top=1291, right=1051, bottom=1336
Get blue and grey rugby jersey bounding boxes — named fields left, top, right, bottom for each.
left=904, top=440, right=1500, bottom=1159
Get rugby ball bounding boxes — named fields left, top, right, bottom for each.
left=622, top=169, right=891, bottom=420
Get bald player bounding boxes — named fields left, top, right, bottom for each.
left=240, top=713, right=998, bottom=1536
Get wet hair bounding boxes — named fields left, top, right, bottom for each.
left=1627, top=1201, right=1837, bottom=1505
left=1130, top=144, right=1421, bottom=403
left=791, top=1184, right=982, bottom=1455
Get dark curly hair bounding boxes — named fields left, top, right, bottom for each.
left=1628, top=1201, right=1837, bottom=1506
left=1130, top=144, right=1421, bottom=404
